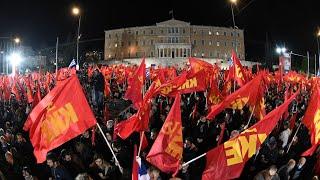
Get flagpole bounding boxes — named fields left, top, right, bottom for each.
left=182, top=153, right=206, bottom=167
left=286, top=121, right=302, bottom=153
left=244, top=105, right=256, bottom=129
left=96, top=123, right=123, bottom=173
left=137, top=132, right=144, bottom=156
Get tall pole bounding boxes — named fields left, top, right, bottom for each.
left=315, top=54, right=317, bottom=76
left=76, top=16, right=81, bottom=68
left=231, top=4, right=238, bottom=53
left=55, top=37, right=59, bottom=75
left=307, top=51, right=310, bottom=77
left=317, top=37, right=320, bottom=76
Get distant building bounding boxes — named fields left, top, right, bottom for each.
left=104, top=19, right=245, bottom=61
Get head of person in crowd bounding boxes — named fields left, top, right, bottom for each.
left=267, top=165, right=278, bottom=176
left=60, top=149, right=72, bottom=162
left=105, top=132, right=113, bottom=142
left=82, top=130, right=90, bottom=139
left=287, top=159, right=296, bottom=171
left=148, top=166, right=160, bottom=180
left=150, top=128, right=158, bottom=141
left=5, top=151, right=14, bottom=165
left=0, top=128, right=4, bottom=136
left=106, top=120, right=114, bottom=130
left=111, top=141, right=121, bottom=153
left=22, top=166, right=35, bottom=180
left=75, top=173, right=93, bottom=180
left=296, top=157, right=306, bottom=169
left=16, top=133, right=26, bottom=144
left=46, top=152, right=59, bottom=168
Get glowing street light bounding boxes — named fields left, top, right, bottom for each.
left=72, top=7, right=80, bottom=16
left=230, top=0, right=237, bottom=4
left=14, top=37, right=20, bottom=44
left=276, top=47, right=287, bottom=54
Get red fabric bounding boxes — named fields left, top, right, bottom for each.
left=23, top=75, right=97, bottom=163
left=202, top=92, right=298, bottom=180
left=208, top=77, right=223, bottom=106
left=140, top=132, right=148, bottom=151
left=25, top=78, right=34, bottom=103
left=231, top=50, right=248, bottom=87
left=302, top=85, right=320, bottom=156
left=11, top=83, right=21, bottom=101
left=124, top=58, right=146, bottom=109
left=132, top=145, right=138, bottom=180
left=207, top=73, right=265, bottom=120
left=217, top=122, right=226, bottom=145
left=156, top=70, right=207, bottom=97
left=115, top=82, right=157, bottom=139
left=32, top=85, right=42, bottom=108
left=147, top=94, right=182, bottom=176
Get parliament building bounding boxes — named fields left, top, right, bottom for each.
left=104, top=19, right=245, bottom=61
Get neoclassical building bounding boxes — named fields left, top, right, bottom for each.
left=104, top=19, right=245, bottom=61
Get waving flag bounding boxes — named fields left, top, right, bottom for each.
left=68, top=59, right=77, bottom=68
left=202, top=91, right=298, bottom=180
left=231, top=50, right=248, bottom=87
left=302, top=85, right=320, bottom=156
left=124, top=58, right=146, bottom=109
left=23, top=75, right=97, bottom=163
left=147, top=94, right=183, bottom=176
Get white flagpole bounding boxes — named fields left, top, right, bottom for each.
left=286, top=121, right=302, bottom=153
left=182, top=153, right=207, bottom=167
left=96, top=123, right=123, bottom=173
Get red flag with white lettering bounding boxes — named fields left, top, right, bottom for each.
left=23, top=75, right=97, bottom=163
left=147, top=94, right=183, bottom=176
left=202, top=91, right=298, bottom=180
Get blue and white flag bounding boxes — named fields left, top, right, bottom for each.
left=137, top=157, right=150, bottom=180
left=68, top=59, right=77, bottom=68
left=146, top=68, right=150, bottom=79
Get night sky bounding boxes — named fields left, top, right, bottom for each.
left=1, top=0, right=319, bottom=61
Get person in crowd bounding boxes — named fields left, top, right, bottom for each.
left=254, top=165, right=280, bottom=180
left=279, top=122, right=292, bottom=149
left=22, top=166, right=38, bottom=180
left=46, top=152, right=72, bottom=180
left=89, top=154, right=116, bottom=179
left=75, top=173, right=93, bottom=180
left=290, top=157, right=307, bottom=180
left=277, top=159, right=296, bottom=180
left=60, top=149, right=85, bottom=178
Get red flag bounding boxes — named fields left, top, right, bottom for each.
left=115, top=82, right=157, bottom=139
left=23, top=75, right=97, bottom=163
left=132, top=145, right=138, bottom=180
left=208, top=77, right=223, bottom=106
left=202, top=91, right=298, bottom=180
left=11, top=83, right=21, bottom=101
left=231, top=50, right=248, bottom=87
left=147, top=94, right=183, bottom=176
left=302, top=85, right=320, bottom=156
left=25, top=77, right=34, bottom=103
left=156, top=70, right=207, bottom=97
left=217, top=122, right=226, bottom=145
left=32, top=84, right=42, bottom=108
left=207, top=73, right=265, bottom=120
left=124, top=58, right=146, bottom=109
left=140, top=131, right=148, bottom=152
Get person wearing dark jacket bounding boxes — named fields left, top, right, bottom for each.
left=46, top=153, right=72, bottom=180
left=277, top=159, right=296, bottom=180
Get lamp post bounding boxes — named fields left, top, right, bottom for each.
left=72, top=7, right=81, bottom=69
left=230, top=0, right=238, bottom=53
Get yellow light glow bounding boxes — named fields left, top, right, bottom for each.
left=72, top=7, right=80, bottom=15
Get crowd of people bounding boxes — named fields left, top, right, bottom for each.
left=0, top=64, right=319, bottom=180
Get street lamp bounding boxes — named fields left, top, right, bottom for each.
left=14, top=37, right=20, bottom=44
left=229, top=0, right=238, bottom=52
left=72, top=6, right=81, bottom=70
left=276, top=47, right=287, bottom=55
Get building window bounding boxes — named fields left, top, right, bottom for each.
left=136, top=52, right=138, bottom=57
left=150, top=30, right=154, bottom=34
left=151, top=51, right=154, bottom=57
left=193, top=30, right=197, bottom=34
left=183, top=29, right=186, bottom=34
left=136, top=41, right=138, bottom=46
left=217, top=41, right=220, bottom=46
left=175, top=27, right=179, bottom=33
left=160, top=39, right=163, bottom=43
left=114, top=43, right=118, bottom=48
left=216, top=31, right=219, bottom=36
left=224, top=32, right=227, bottom=36
left=136, top=31, right=138, bottom=35
left=168, top=28, right=171, bottom=34
left=193, top=40, right=196, bottom=45
left=151, top=40, right=154, bottom=45
left=115, top=34, right=118, bottom=38
left=224, top=42, right=227, bottom=46
left=143, top=30, right=145, bottom=35
left=231, top=32, right=234, bottom=36
left=108, top=34, right=111, bottom=38
left=161, top=30, right=163, bottom=34
left=209, top=41, right=212, bottom=46
left=232, top=42, right=235, bottom=47
left=121, top=42, right=124, bottom=46
left=238, top=33, right=240, bottom=37
left=209, top=31, right=212, bottom=35
left=238, top=42, right=241, bottom=47
left=201, top=40, right=205, bottom=46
